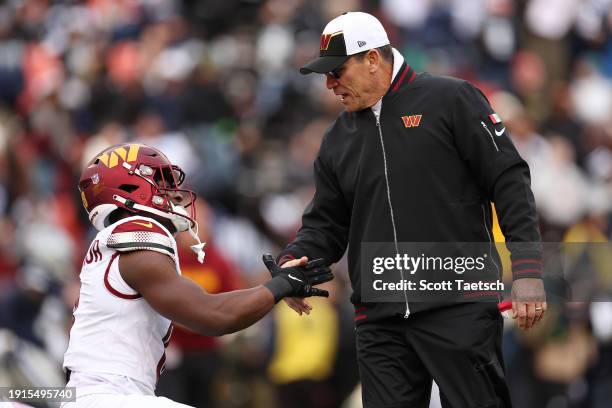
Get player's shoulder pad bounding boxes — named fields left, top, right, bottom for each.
left=107, top=217, right=175, bottom=259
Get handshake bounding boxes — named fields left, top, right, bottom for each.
left=262, top=254, right=334, bottom=303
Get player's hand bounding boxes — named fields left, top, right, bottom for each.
left=281, top=257, right=313, bottom=315
left=511, top=278, right=546, bottom=330
left=262, top=254, right=333, bottom=300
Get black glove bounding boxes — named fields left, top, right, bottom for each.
left=262, top=254, right=334, bottom=302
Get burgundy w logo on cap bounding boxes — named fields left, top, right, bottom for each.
left=320, top=31, right=343, bottom=51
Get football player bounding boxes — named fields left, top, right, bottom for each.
left=62, top=143, right=332, bottom=407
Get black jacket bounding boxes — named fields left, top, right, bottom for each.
left=279, top=62, right=542, bottom=322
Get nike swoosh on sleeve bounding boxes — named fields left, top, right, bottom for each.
left=495, top=127, right=506, bottom=136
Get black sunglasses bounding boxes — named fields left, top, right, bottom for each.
left=327, top=57, right=352, bottom=79
left=326, top=51, right=370, bottom=79
left=327, top=65, right=344, bottom=79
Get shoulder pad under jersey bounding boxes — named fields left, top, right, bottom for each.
left=107, top=218, right=175, bottom=260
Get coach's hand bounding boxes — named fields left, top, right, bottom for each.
left=262, top=254, right=333, bottom=304
left=281, top=257, right=314, bottom=315
left=511, top=278, right=546, bottom=330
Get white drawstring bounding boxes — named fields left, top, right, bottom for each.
left=188, top=222, right=206, bottom=264
left=118, top=163, right=206, bottom=263
left=113, top=194, right=206, bottom=263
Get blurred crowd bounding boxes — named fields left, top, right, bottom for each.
left=0, top=0, right=611, bottom=407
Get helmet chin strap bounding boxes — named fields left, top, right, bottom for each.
left=170, top=201, right=206, bottom=263
left=169, top=203, right=206, bottom=264
left=187, top=223, right=206, bottom=264
left=113, top=195, right=207, bottom=263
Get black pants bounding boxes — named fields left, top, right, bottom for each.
left=356, top=302, right=511, bottom=408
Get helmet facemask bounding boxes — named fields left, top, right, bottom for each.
left=155, top=165, right=207, bottom=263
left=119, top=160, right=206, bottom=263
left=116, top=160, right=195, bottom=231
left=147, top=162, right=196, bottom=232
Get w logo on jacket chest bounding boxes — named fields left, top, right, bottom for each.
left=402, top=115, right=422, bottom=128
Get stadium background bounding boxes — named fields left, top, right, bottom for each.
left=0, top=0, right=611, bottom=407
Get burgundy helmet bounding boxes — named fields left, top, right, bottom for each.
left=79, top=143, right=196, bottom=232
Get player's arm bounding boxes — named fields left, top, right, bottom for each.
left=119, top=251, right=332, bottom=336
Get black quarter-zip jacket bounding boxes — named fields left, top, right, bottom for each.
left=279, top=62, right=543, bottom=322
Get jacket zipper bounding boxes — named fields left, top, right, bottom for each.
left=480, top=121, right=499, bottom=152
left=376, top=115, right=411, bottom=318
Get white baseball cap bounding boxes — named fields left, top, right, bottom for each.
left=300, top=12, right=390, bottom=75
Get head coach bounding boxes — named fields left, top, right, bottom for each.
left=270, top=11, right=547, bottom=408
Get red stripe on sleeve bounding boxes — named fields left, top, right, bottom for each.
left=513, top=269, right=542, bottom=275
left=512, top=259, right=542, bottom=267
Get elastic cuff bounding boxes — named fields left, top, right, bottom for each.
left=263, top=276, right=293, bottom=303
left=511, top=257, right=543, bottom=280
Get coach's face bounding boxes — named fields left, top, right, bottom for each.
left=325, top=50, right=383, bottom=112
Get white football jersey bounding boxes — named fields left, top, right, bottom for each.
left=63, top=216, right=181, bottom=394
